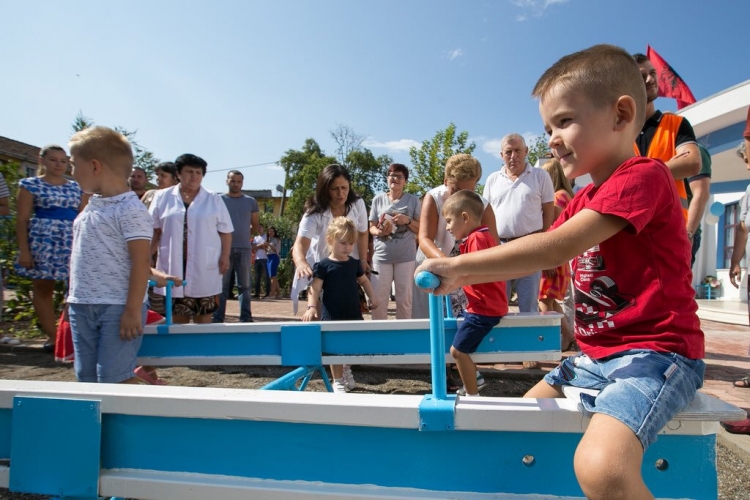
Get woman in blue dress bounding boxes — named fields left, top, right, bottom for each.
left=15, top=145, right=86, bottom=350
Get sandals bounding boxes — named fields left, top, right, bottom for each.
left=734, top=376, right=750, bottom=388
left=722, top=417, right=750, bottom=434
left=134, top=366, right=168, bottom=385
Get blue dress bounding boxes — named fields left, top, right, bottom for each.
left=15, top=177, right=82, bottom=281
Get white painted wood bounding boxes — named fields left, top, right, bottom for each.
left=0, top=465, right=8, bottom=488
left=100, top=468, right=582, bottom=500
left=142, top=313, right=562, bottom=335
left=0, top=381, right=737, bottom=436
left=137, top=355, right=282, bottom=366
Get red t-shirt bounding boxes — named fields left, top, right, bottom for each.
left=552, top=157, right=704, bottom=360
left=744, top=107, right=750, bottom=140
left=460, top=226, right=508, bottom=317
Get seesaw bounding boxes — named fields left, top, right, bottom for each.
left=0, top=273, right=743, bottom=499
left=136, top=279, right=564, bottom=392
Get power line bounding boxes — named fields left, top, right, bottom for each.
left=203, top=161, right=280, bottom=176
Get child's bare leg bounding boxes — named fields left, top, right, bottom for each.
left=194, top=314, right=212, bottom=324
left=451, top=347, right=477, bottom=394
left=574, top=413, right=653, bottom=500
left=523, top=379, right=564, bottom=398
left=330, top=364, right=344, bottom=380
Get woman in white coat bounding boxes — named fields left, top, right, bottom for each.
left=150, top=154, right=233, bottom=324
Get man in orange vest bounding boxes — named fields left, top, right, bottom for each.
left=632, top=53, right=701, bottom=226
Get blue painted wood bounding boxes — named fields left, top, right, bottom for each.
left=138, top=320, right=559, bottom=362
left=280, top=324, right=321, bottom=366
left=0, top=408, right=10, bottom=459
left=10, top=397, right=101, bottom=497
left=96, top=413, right=716, bottom=498
left=261, top=366, right=325, bottom=391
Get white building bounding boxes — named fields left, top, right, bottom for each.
left=680, top=80, right=750, bottom=303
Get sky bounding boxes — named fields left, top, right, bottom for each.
left=1, top=0, right=748, bottom=196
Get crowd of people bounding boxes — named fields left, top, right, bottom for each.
left=2, top=43, right=750, bottom=497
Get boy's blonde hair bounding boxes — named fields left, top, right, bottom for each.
left=442, top=189, right=484, bottom=221
left=532, top=44, right=647, bottom=128
left=542, top=159, right=574, bottom=198
left=326, top=216, right=357, bottom=244
left=444, top=154, right=482, bottom=183
left=69, top=126, right=134, bottom=179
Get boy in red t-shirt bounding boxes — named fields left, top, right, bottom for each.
left=442, top=189, right=507, bottom=397
left=416, top=44, right=705, bottom=499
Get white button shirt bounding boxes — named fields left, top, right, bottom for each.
left=483, top=163, right=554, bottom=239
left=150, top=185, right=234, bottom=298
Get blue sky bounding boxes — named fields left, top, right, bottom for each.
left=1, top=0, right=748, bottom=195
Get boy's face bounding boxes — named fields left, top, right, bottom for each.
left=444, top=210, right=471, bottom=241
left=444, top=179, right=476, bottom=196
left=70, top=154, right=97, bottom=194
left=540, top=85, right=620, bottom=181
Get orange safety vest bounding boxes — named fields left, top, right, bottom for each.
left=633, top=113, right=689, bottom=221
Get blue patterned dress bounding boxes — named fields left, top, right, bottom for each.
left=15, top=177, right=82, bottom=281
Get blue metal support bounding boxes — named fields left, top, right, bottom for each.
left=148, top=279, right=185, bottom=332
left=415, top=271, right=456, bottom=431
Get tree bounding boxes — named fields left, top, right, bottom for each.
left=330, top=124, right=365, bottom=167
left=278, top=139, right=337, bottom=222
left=407, top=123, right=475, bottom=196
left=526, top=134, right=552, bottom=167
left=71, top=111, right=160, bottom=181
left=345, top=149, right=390, bottom=208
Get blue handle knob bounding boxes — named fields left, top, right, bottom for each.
left=415, top=271, right=440, bottom=290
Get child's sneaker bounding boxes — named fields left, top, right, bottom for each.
left=456, top=372, right=487, bottom=396
left=476, top=371, right=486, bottom=391
left=332, top=378, right=348, bottom=393
left=343, top=365, right=356, bottom=391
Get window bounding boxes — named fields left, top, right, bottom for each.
left=722, top=201, right=745, bottom=269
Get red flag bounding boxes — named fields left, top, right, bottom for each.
left=646, top=45, right=697, bottom=109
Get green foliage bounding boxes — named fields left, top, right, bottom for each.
left=72, top=111, right=160, bottom=181
left=0, top=162, right=64, bottom=332
left=526, top=134, right=552, bottom=167
left=345, top=149, right=390, bottom=209
left=407, top=123, right=476, bottom=196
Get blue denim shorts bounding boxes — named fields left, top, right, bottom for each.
left=69, top=303, right=147, bottom=383
left=544, top=349, right=705, bottom=450
left=452, top=311, right=502, bottom=354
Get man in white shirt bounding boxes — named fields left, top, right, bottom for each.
left=482, top=133, right=555, bottom=312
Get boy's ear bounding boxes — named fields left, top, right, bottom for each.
left=614, top=95, right=637, bottom=131
left=90, top=159, right=103, bottom=174
left=461, top=211, right=470, bottom=223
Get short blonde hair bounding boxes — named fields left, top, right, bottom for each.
left=326, top=216, right=357, bottom=244
left=442, top=189, right=484, bottom=221
left=444, top=154, right=482, bottom=182
left=542, top=159, right=574, bottom=198
left=532, top=44, right=647, bottom=128
left=69, top=126, right=133, bottom=179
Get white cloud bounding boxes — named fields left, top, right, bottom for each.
left=447, top=48, right=463, bottom=61
left=363, top=138, right=421, bottom=153
left=510, top=0, right=569, bottom=21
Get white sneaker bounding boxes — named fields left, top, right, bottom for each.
left=342, top=365, right=356, bottom=391
left=456, top=372, right=487, bottom=396
left=332, top=378, right=348, bottom=393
